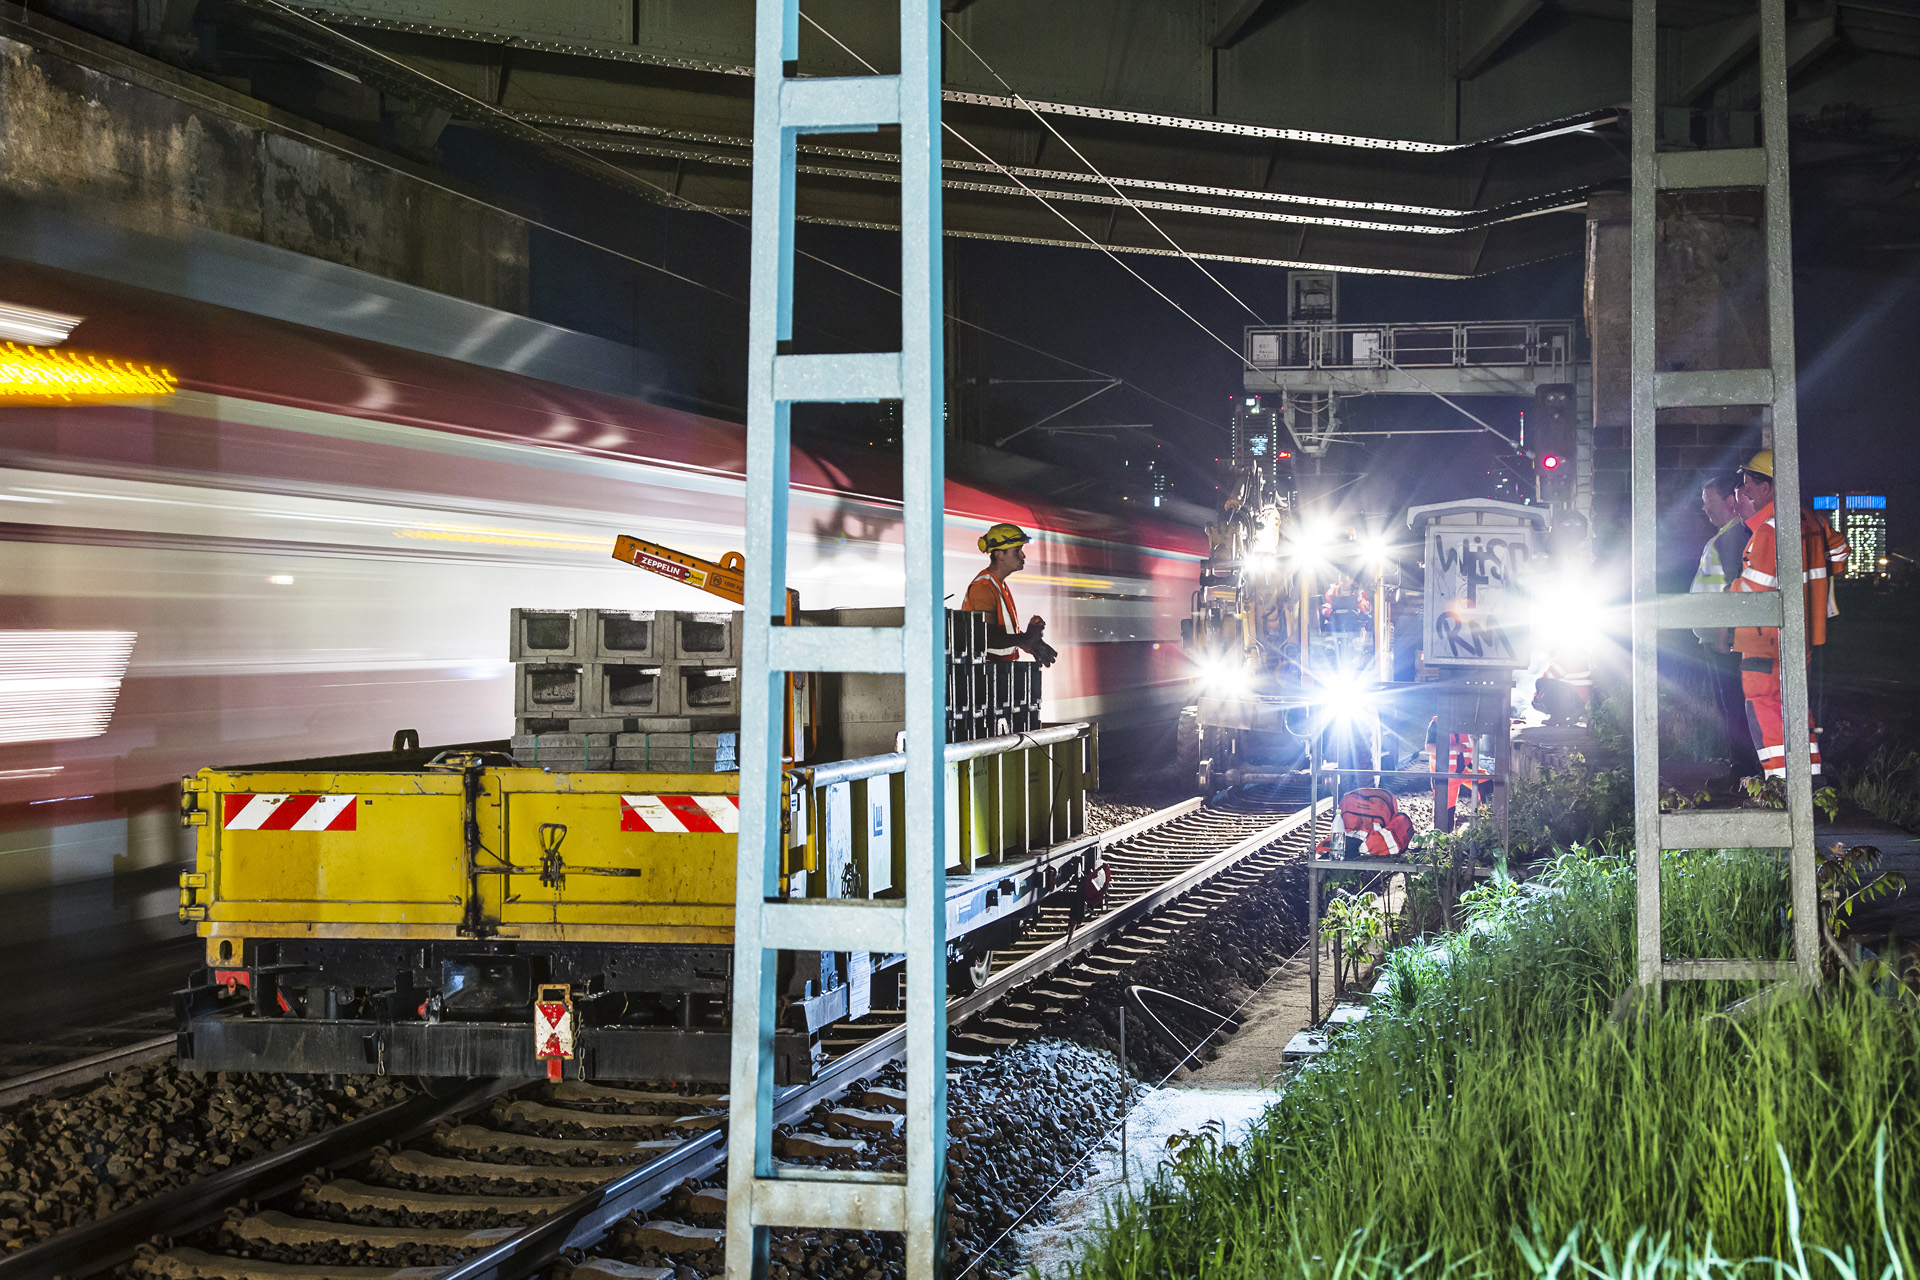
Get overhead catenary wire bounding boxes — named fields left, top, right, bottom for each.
left=940, top=18, right=1271, bottom=327
left=799, top=10, right=1261, bottom=379
left=240, top=0, right=1229, bottom=439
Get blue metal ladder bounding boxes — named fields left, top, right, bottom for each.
left=725, top=2, right=948, bottom=1277
left=1628, top=0, right=1818, bottom=998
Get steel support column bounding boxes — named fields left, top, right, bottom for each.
left=726, top=2, right=946, bottom=1276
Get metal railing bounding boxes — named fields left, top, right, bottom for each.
left=1244, top=320, right=1583, bottom=375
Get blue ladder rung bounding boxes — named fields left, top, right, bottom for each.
left=767, top=626, right=905, bottom=674
left=759, top=900, right=908, bottom=952
left=1651, top=367, right=1774, bottom=408
left=751, top=1174, right=906, bottom=1232
left=773, top=352, right=902, bottom=403
left=779, top=75, right=901, bottom=132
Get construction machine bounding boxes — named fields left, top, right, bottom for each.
left=1177, top=396, right=1397, bottom=790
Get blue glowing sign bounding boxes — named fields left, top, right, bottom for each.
left=1846, top=495, right=1886, bottom=510
left=1813, top=495, right=1839, bottom=510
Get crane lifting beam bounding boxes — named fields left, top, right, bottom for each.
left=612, top=535, right=746, bottom=606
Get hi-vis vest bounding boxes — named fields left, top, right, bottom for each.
left=1729, top=502, right=1848, bottom=662
left=965, top=568, right=1022, bottom=661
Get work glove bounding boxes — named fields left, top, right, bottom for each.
left=1030, top=637, right=1058, bottom=667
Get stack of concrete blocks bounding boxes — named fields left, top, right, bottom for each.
left=509, top=608, right=742, bottom=771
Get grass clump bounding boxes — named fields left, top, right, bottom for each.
left=1062, top=846, right=1919, bottom=1280
left=1840, top=745, right=1920, bottom=831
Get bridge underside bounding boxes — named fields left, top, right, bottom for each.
left=166, top=0, right=1917, bottom=277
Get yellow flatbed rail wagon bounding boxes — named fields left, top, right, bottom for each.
left=174, top=725, right=1096, bottom=1084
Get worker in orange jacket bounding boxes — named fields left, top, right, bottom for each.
left=963, top=522, right=1057, bottom=666
left=1726, top=450, right=1848, bottom=781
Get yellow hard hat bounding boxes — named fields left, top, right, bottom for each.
left=1740, top=449, right=1774, bottom=480
left=978, top=522, right=1031, bottom=554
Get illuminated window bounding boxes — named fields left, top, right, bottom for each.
left=0, top=343, right=176, bottom=404
left=0, top=631, right=138, bottom=744
left=1838, top=495, right=1889, bottom=579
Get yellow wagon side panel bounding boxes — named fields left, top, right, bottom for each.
left=495, top=770, right=738, bottom=935
left=194, top=770, right=471, bottom=929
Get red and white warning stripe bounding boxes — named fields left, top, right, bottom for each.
left=222, top=793, right=358, bottom=832
left=620, top=794, right=740, bottom=834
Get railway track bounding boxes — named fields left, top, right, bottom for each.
left=0, top=1033, right=177, bottom=1111
left=0, top=784, right=1328, bottom=1280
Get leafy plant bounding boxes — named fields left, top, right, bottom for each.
left=1319, top=888, right=1390, bottom=996
left=1659, top=785, right=1712, bottom=813
left=1506, top=753, right=1632, bottom=859
left=1813, top=785, right=1841, bottom=822
left=1164, top=1120, right=1235, bottom=1172
left=1812, top=842, right=1908, bottom=973
left=1588, top=686, right=1630, bottom=756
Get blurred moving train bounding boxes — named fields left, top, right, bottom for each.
left=0, top=255, right=1205, bottom=1008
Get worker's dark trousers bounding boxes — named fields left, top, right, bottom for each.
left=1705, top=647, right=1761, bottom=779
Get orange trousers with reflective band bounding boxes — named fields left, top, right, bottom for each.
left=1741, top=656, right=1821, bottom=780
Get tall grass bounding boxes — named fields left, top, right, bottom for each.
left=1840, top=746, right=1920, bottom=831
left=1062, top=847, right=1919, bottom=1280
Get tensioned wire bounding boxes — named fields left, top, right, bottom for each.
left=938, top=18, right=1271, bottom=327
left=800, top=10, right=1272, bottom=377
left=948, top=826, right=1397, bottom=1280
left=200, top=0, right=1230, bottom=439
left=814, top=9, right=1538, bottom=463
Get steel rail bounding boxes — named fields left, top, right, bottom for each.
left=438, top=793, right=1323, bottom=1280
left=0, top=1079, right=512, bottom=1280
left=0, top=1033, right=175, bottom=1110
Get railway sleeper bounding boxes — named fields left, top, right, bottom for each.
left=824, top=1107, right=903, bottom=1135
left=547, top=1080, right=722, bottom=1109
left=434, top=1122, right=681, bottom=1162
left=141, top=1246, right=443, bottom=1280
left=230, top=1207, right=517, bottom=1250
left=376, top=1147, right=622, bottom=1190
left=775, top=1132, right=867, bottom=1160
left=494, top=1098, right=719, bottom=1134
left=620, top=1218, right=727, bottom=1255
left=578, top=1260, right=675, bottom=1280
left=304, top=1176, right=575, bottom=1220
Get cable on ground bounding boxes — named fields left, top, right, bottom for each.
left=950, top=819, right=1370, bottom=1280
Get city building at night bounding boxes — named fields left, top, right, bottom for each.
left=1844, top=494, right=1890, bottom=579
left=1815, top=494, right=1890, bottom=579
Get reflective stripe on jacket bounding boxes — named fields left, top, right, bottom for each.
left=964, top=568, right=1022, bottom=660
left=1729, top=502, right=1848, bottom=659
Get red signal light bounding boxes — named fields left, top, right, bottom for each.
left=1277, top=450, right=1292, bottom=459
left=1541, top=454, right=1561, bottom=470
